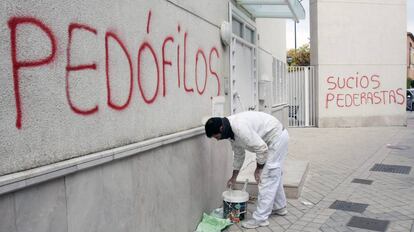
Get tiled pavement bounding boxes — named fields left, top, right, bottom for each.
left=226, top=112, right=414, bottom=232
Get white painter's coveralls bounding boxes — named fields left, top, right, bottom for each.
left=227, top=111, right=289, bottom=221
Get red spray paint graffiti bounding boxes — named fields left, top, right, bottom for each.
left=162, top=36, right=174, bottom=96
left=325, top=73, right=405, bottom=109
left=8, top=17, right=57, bottom=129
left=5, top=13, right=221, bottom=129
left=195, top=49, right=207, bottom=95
left=183, top=32, right=193, bottom=93
left=66, top=23, right=98, bottom=115
left=209, top=47, right=220, bottom=96
left=105, top=31, right=133, bottom=110
left=137, top=41, right=160, bottom=104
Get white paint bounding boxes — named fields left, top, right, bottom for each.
left=222, top=189, right=249, bottom=202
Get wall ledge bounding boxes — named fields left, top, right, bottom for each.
left=0, top=127, right=204, bottom=195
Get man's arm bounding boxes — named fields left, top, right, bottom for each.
left=228, top=144, right=245, bottom=188
left=232, top=144, right=246, bottom=170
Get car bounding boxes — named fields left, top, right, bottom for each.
left=407, top=89, right=414, bottom=111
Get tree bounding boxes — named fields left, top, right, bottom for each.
left=287, top=43, right=310, bottom=66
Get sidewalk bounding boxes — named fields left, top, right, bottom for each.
left=226, top=112, right=414, bottom=232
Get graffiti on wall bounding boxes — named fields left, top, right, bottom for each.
left=6, top=11, right=221, bottom=129
left=325, top=73, right=405, bottom=109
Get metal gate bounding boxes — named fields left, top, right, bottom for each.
left=287, top=66, right=316, bottom=127
left=229, top=3, right=258, bottom=115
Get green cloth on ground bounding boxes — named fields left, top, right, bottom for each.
left=195, top=213, right=232, bottom=232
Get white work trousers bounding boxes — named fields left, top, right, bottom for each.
left=253, top=129, right=289, bottom=222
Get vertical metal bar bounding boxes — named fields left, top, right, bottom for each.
left=290, top=66, right=293, bottom=127
left=284, top=64, right=286, bottom=103
left=284, top=63, right=286, bottom=104
left=291, top=67, right=294, bottom=127
left=312, top=66, right=315, bottom=126
left=302, top=67, right=306, bottom=127
left=313, top=66, right=316, bottom=126
left=298, top=67, right=300, bottom=127
left=278, top=61, right=281, bottom=105
left=297, top=67, right=303, bottom=127
left=312, top=66, right=317, bottom=126
left=305, top=67, right=309, bottom=127
left=300, top=67, right=303, bottom=127
left=309, top=67, right=313, bottom=126
left=275, top=60, right=278, bottom=105
left=277, top=61, right=280, bottom=105
left=280, top=63, right=285, bottom=104
left=288, top=65, right=291, bottom=127
left=311, top=67, right=315, bottom=126
left=295, top=67, right=298, bottom=127
left=297, top=67, right=300, bottom=127
left=296, top=67, right=299, bottom=127
left=303, top=67, right=306, bottom=127
left=282, top=65, right=286, bottom=104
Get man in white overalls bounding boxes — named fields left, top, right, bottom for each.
left=205, top=111, right=289, bottom=229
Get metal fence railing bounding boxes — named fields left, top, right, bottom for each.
left=273, top=59, right=288, bottom=106
left=287, top=66, right=316, bottom=127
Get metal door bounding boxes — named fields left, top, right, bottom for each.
left=287, top=66, right=316, bottom=127
left=229, top=4, right=258, bottom=114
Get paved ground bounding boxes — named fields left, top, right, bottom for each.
left=226, top=112, right=414, bottom=232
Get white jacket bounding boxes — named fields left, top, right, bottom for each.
left=227, top=111, right=284, bottom=170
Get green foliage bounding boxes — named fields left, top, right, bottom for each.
left=407, top=78, right=414, bottom=88
left=287, top=43, right=310, bottom=66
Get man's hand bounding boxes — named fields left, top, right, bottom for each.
left=227, top=177, right=237, bottom=188
left=254, top=167, right=263, bottom=184
left=227, top=170, right=240, bottom=189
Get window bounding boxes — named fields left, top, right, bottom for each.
left=245, top=26, right=255, bottom=44
left=231, top=10, right=255, bottom=44
left=411, top=47, right=414, bottom=68
left=232, top=18, right=243, bottom=38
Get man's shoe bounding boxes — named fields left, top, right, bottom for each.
left=241, top=219, right=270, bottom=229
left=271, top=207, right=288, bottom=216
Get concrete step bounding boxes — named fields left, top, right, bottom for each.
left=234, top=152, right=309, bottom=199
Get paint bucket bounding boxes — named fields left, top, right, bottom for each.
left=222, top=180, right=249, bottom=223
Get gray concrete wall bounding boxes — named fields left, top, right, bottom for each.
left=310, top=0, right=407, bottom=127
left=0, top=135, right=232, bottom=232
left=0, top=1, right=291, bottom=230
left=0, top=0, right=234, bottom=231
left=0, top=0, right=227, bottom=175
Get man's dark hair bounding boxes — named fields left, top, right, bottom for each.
left=205, top=117, right=222, bottom=138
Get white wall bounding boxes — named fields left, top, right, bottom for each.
left=257, top=18, right=287, bottom=62
left=311, top=0, right=407, bottom=127
left=256, top=18, right=288, bottom=126
left=0, top=0, right=227, bottom=175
